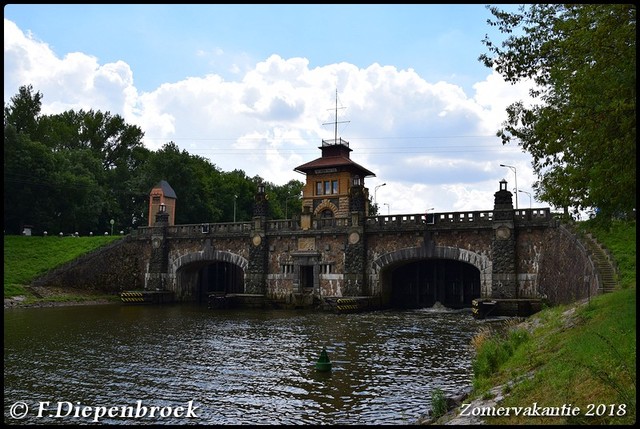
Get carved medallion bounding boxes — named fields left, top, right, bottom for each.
left=496, top=226, right=511, bottom=240
left=348, top=231, right=360, bottom=244
left=252, top=234, right=262, bottom=246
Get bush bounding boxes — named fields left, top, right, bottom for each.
left=472, top=327, right=531, bottom=380
left=430, top=388, right=448, bottom=419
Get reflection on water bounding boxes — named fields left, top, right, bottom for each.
left=4, top=303, right=481, bottom=425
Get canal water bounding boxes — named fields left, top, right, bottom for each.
left=4, top=303, right=482, bottom=425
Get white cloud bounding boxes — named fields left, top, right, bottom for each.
left=4, top=18, right=541, bottom=215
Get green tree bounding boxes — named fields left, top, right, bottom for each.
left=220, top=169, right=261, bottom=222
left=141, top=142, right=225, bottom=225
left=49, top=148, right=106, bottom=234
left=3, top=128, right=58, bottom=234
left=3, top=84, right=42, bottom=137
left=264, top=179, right=304, bottom=220
left=4, top=85, right=150, bottom=234
left=4, top=85, right=58, bottom=234
left=39, top=109, right=148, bottom=233
left=479, top=4, right=636, bottom=222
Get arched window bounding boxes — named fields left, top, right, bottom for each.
left=320, top=209, right=334, bottom=218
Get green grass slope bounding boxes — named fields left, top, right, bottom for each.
left=4, top=234, right=122, bottom=298
left=468, top=219, right=636, bottom=425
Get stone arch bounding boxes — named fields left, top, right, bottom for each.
left=167, top=249, right=249, bottom=300
left=369, top=245, right=492, bottom=299
left=171, top=249, right=249, bottom=274
left=314, top=199, right=338, bottom=217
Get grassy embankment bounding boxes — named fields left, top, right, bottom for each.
left=4, top=234, right=123, bottom=303
left=463, top=219, right=636, bottom=425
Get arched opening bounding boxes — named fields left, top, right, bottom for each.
left=175, top=259, right=244, bottom=304
left=320, top=209, right=334, bottom=218
left=197, top=261, right=244, bottom=303
left=386, top=259, right=480, bottom=309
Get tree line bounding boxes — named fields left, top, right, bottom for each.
left=4, top=85, right=306, bottom=236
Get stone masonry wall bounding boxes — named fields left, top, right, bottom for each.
left=265, top=233, right=347, bottom=299
left=536, top=224, right=599, bottom=304
left=31, top=237, right=149, bottom=294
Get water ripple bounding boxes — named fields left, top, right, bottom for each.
left=4, top=305, right=481, bottom=425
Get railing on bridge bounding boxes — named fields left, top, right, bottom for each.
left=131, top=221, right=253, bottom=238
left=364, top=211, right=490, bottom=232
left=365, top=208, right=551, bottom=231
left=267, top=219, right=301, bottom=231
left=267, top=217, right=354, bottom=231
left=514, top=208, right=552, bottom=221
left=130, top=208, right=552, bottom=238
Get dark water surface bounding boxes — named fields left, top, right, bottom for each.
left=4, top=303, right=482, bottom=425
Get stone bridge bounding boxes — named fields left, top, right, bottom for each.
left=131, top=190, right=558, bottom=312
left=32, top=179, right=606, bottom=315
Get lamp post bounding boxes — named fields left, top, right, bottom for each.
left=500, top=164, right=518, bottom=209
left=518, top=190, right=532, bottom=209
left=425, top=207, right=434, bottom=223
left=374, top=183, right=386, bottom=206
left=285, top=193, right=289, bottom=219
left=233, top=195, right=237, bottom=222
left=383, top=203, right=390, bottom=215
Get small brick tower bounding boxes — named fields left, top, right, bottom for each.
left=148, top=180, right=177, bottom=226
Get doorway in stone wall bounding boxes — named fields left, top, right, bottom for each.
left=299, top=265, right=315, bottom=292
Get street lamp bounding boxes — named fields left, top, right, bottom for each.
left=285, top=193, right=289, bottom=219
left=374, top=183, right=386, bottom=206
left=500, top=164, right=518, bottom=209
left=425, top=207, right=434, bottom=223
left=233, top=195, right=237, bottom=222
left=518, top=190, right=532, bottom=209
left=383, top=202, right=390, bottom=215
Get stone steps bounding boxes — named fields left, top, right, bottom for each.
left=583, top=233, right=618, bottom=293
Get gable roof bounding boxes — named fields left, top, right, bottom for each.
left=152, top=180, right=177, bottom=199
left=294, top=156, right=376, bottom=177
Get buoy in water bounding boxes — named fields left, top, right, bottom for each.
left=315, top=346, right=332, bottom=372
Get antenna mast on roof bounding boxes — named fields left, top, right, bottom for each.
left=323, top=88, right=350, bottom=143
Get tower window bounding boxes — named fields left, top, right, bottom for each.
left=316, top=180, right=339, bottom=195
left=321, top=209, right=333, bottom=218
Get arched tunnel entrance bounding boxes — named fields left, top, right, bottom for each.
left=177, top=261, right=244, bottom=304
left=384, top=259, right=481, bottom=310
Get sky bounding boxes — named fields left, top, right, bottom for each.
left=4, top=4, right=545, bottom=216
